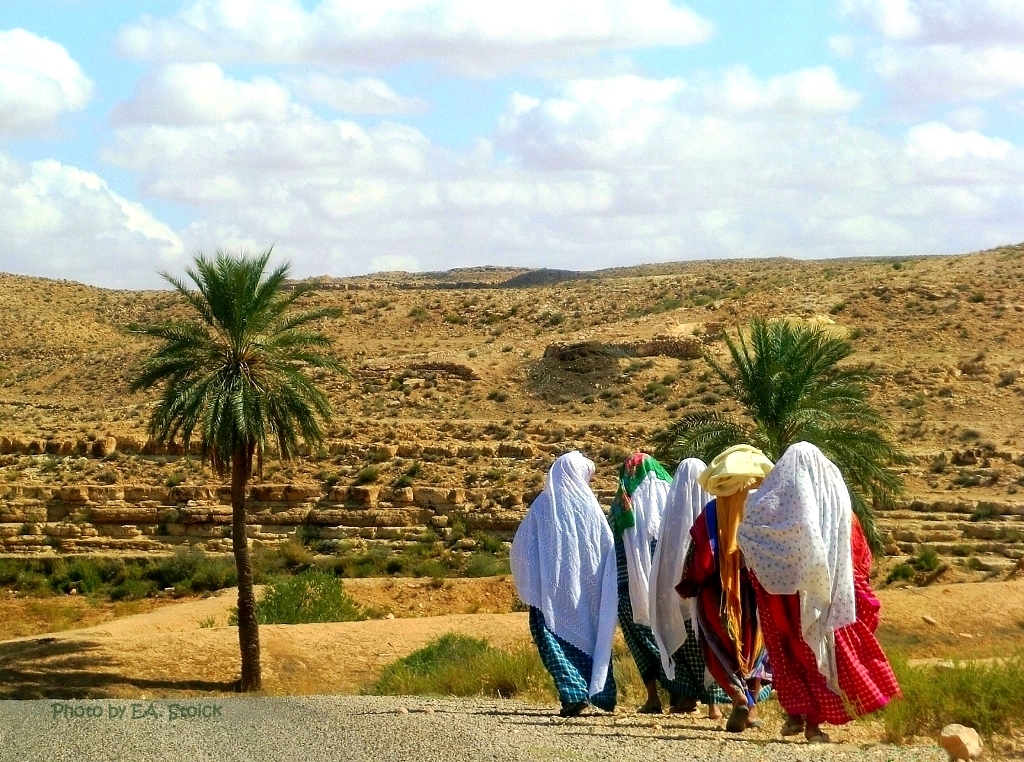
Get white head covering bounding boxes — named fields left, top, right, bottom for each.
left=649, top=458, right=710, bottom=674
left=619, top=456, right=672, bottom=627
left=739, top=442, right=856, bottom=693
left=511, top=451, right=619, bottom=697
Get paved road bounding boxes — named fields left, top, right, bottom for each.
left=0, top=696, right=944, bottom=762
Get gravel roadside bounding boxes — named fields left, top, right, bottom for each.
left=0, top=696, right=944, bottom=762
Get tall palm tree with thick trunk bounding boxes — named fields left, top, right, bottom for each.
left=653, top=317, right=906, bottom=549
left=132, top=250, right=340, bottom=691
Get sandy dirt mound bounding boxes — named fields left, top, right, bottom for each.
left=0, top=584, right=529, bottom=699
left=876, top=578, right=1024, bottom=660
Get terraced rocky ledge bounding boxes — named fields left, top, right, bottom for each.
left=2, top=481, right=1023, bottom=583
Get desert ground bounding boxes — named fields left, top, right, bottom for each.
left=2, top=576, right=1023, bottom=759
left=4, top=576, right=1024, bottom=701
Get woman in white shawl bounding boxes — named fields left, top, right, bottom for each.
left=739, top=442, right=900, bottom=742
left=511, top=451, right=618, bottom=716
left=648, top=458, right=729, bottom=717
left=608, top=451, right=701, bottom=714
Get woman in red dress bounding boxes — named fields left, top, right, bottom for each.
left=738, top=442, right=900, bottom=743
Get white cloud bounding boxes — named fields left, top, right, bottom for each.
left=0, top=28, right=93, bottom=137
left=287, top=74, right=427, bottom=115
left=845, top=1, right=1024, bottom=102
left=843, top=0, right=1024, bottom=45
left=710, top=66, right=861, bottom=113
left=116, top=0, right=713, bottom=75
left=0, top=152, right=183, bottom=287
left=827, top=34, right=858, bottom=58
left=95, top=68, right=1024, bottom=281
left=905, top=122, right=1011, bottom=162
left=877, top=44, right=1024, bottom=102
left=112, top=63, right=292, bottom=125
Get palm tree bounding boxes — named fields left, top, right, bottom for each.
left=131, top=249, right=341, bottom=691
left=652, top=317, right=906, bottom=549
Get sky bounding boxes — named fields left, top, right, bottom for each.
left=1, top=1, right=1024, bottom=288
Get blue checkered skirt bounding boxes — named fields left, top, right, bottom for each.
left=528, top=607, right=617, bottom=711
left=615, top=533, right=728, bottom=704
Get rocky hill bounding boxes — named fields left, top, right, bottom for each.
left=1, top=244, right=1023, bottom=574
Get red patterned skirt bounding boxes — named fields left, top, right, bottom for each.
left=753, top=575, right=901, bottom=725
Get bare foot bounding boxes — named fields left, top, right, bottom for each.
left=708, top=704, right=724, bottom=720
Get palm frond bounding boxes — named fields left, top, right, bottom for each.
left=651, top=317, right=906, bottom=551
left=131, top=249, right=340, bottom=477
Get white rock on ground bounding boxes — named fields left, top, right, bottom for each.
left=940, top=724, right=983, bottom=760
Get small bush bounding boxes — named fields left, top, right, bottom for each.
left=242, top=571, right=369, bottom=625
left=913, top=547, right=940, bottom=573
left=967, top=291, right=986, bottom=303
left=463, top=552, right=510, bottom=578
left=886, top=563, right=915, bottom=583
left=52, top=558, right=103, bottom=595
left=354, top=466, right=380, bottom=485
left=369, top=634, right=552, bottom=699
left=15, top=570, right=50, bottom=595
left=110, top=578, right=156, bottom=601
left=971, top=504, right=996, bottom=522
left=280, top=540, right=315, bottom=570
left=996, top=370, right=1019, bottom=388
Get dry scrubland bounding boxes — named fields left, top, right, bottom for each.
left=1, top=246, right=1024, bottom=578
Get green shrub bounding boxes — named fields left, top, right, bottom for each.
left=15, top=570, right=50, bottom=595
left=242, top=571, right=369, bottom=625
left=913, top=547, right=940, bottom=573
left=369, top=634, right=552, bottom=699
left=189, top=556, right=237, bottom=592
left=883, top=653, right=1024, bottom=741
left=463, top=552, right=510, bottom=578
left=886, top=563, right=915, bottom=583
left=52, top=558, right=103, bottom=595
left=970, top=504, right=996, bottom=522
left=280, top=540, right=315, bottom=570
left=110, top=578, right=157, bottom=601
left=354, top=466, right=380, bottom=484
left=148, top=548, right=235, bottom=592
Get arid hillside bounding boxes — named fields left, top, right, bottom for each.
left=1, top=245, right=1023, bottom=569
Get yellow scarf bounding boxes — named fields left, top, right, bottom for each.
left=716, top=489, right=764, bottom=674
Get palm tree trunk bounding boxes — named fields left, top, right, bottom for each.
left=232, top=445, right=261, bottom=691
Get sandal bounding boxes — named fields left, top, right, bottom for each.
left=670, top=697, right=698, bottom=714
left=781, top=716, right=805, bottom=737
left=559, top=701, right=588, bottom=718
left=725, top=704, right=750, bottom=733
left=805, top=731, right=831, bottom=744
left=636, top=701, right=664, bottom=714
